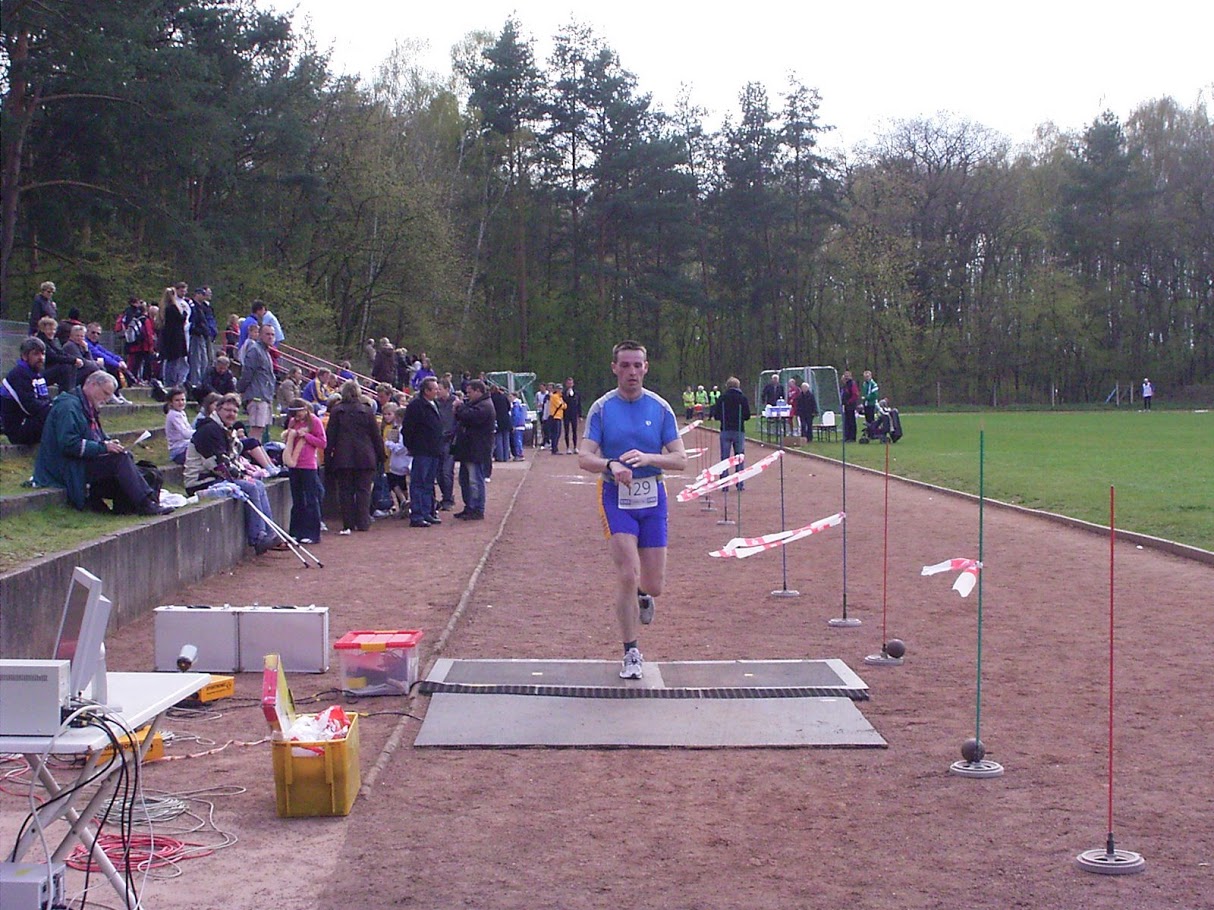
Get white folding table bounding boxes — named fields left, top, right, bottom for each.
left=1, top=671, right=208, bottom=906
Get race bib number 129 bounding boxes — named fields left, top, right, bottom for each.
left=618, top=477, right=659, bottom=510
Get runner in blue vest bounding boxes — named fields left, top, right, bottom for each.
left=579, top=341, right=687, bottom=679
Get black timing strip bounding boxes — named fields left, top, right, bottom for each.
left=417, top=681, right=868, bottom=701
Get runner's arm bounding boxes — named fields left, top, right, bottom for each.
left=579, top=439, right=633, bottom=484
left=620, top=435, right=686, bottom=474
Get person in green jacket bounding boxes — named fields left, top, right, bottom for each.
left=33, top=370, right=172, bottom=515
left=861, top=370, right=880, bottom=424
left=681, top=386, right=695, bottom=420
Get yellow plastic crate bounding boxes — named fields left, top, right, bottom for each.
left=271, top=713, right=360, bottom=817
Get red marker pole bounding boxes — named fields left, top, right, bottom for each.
left=1076, top=485, right=1145, bottom=873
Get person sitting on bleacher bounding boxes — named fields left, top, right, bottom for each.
left=63, top=323, right=102, bottom=389
left=301, top=367, right=331, bottom=406
left=164, top=386, right=193, bottom=465
left=32, top=370, right=173, bottom=515
left=1, top=337, right=52, bottom=444
left=37, top=316, right=81, bottom=392
left=84, top=322, right=136, bottom=392
left=200, top=355, right=237, bottom=397
left=184, top=392, right=281, bottom=554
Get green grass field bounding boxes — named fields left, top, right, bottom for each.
left=2, top=408, right=1210, bottom=575
left=763, top=410, right=1213, bottom=550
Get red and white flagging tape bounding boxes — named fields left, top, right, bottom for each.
left=709, top=511, right=846, bottom=559
left=677, top=450, right=782, bottom=502
left=684, top=452, right=746, bottom=490
left=921, top=558, right=983, bottom=597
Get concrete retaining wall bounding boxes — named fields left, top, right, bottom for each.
left=0, top=479, right=291, bottom=659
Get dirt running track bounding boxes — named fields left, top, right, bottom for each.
left=5, top=432, right=1211, bottom=910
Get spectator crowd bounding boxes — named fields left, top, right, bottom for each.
left=5, top=279, right=563, bottom=551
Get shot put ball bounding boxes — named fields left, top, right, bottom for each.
left=885, top=638, right=906, bottom=659
left=961, top=737, right=986, bottom=763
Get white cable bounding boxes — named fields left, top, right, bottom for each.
left=24, top=705, right=112, bottom=910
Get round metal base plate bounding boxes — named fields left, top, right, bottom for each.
left=949, top=759, right=1004, bottom=778
left=864, top=653, right=903, bottom=666
left=1076, top=848, right=1146, bottom=875
left=770, top=589, right=801, bottom=597
left=716, top=519, right=736, bottom=526
left=828, top=617, right=862, bottom=627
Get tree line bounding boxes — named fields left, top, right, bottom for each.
left=3, top=2, right=1211, bottom=404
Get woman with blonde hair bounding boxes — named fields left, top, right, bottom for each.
left=37, top=316, right=81, bottom=391
left=159, top=286, right=190, bottom=386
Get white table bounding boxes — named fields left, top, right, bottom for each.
left=2, top=672, right=208, bottom=905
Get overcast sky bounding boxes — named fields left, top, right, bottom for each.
left=263, top=1, right=1213, bottom=151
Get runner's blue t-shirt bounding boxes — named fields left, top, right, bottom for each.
left=585, top=389, right=679, bottom=480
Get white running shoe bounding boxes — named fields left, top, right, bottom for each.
left=620, top=647, right=643, bottom=679
left=338, top=529, right=352, bottom=536
left=638, top=593, right=655, bottom=625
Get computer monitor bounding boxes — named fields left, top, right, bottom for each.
left=53, top=567, right=112, bottom=703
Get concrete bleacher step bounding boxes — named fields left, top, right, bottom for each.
left=1, top=425, right=165, bottom=462
left=117, top=385, right=155, bottom=402
left=97, top=401, right=164, bottom=420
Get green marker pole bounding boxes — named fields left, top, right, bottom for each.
left=951, top=427, right=1001, bottom=776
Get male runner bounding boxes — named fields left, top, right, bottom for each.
left=579, top=341, right=687, bottom=679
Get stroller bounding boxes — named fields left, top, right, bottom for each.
left=860, top=398, right=903, bottom=444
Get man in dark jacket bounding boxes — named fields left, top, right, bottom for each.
left=1, top=337, right=52, bottom=443
left=561, top=376, right=582, bottom=453
left=200, top=355, right=238, bottom=397
left=452, top=379, right=496, bottom=520
left=794, top=382, right=818, bottom=443
left=33, top=371, right=171, bottom=515
left=187, top=286, right=218, bottom=387
left=490, top=384, right=512, bottom=463
left=185, top=393, right=279, bottom=552
left=710, top=376, right=751, bottom=489
left=761, top=374, right=782, bottom=408
left=401, top=376, right=445, bottom=527
left=436, top=380, right=457, bottom=510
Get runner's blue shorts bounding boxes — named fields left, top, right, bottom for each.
left=598, top=476, right=668, bottom=548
